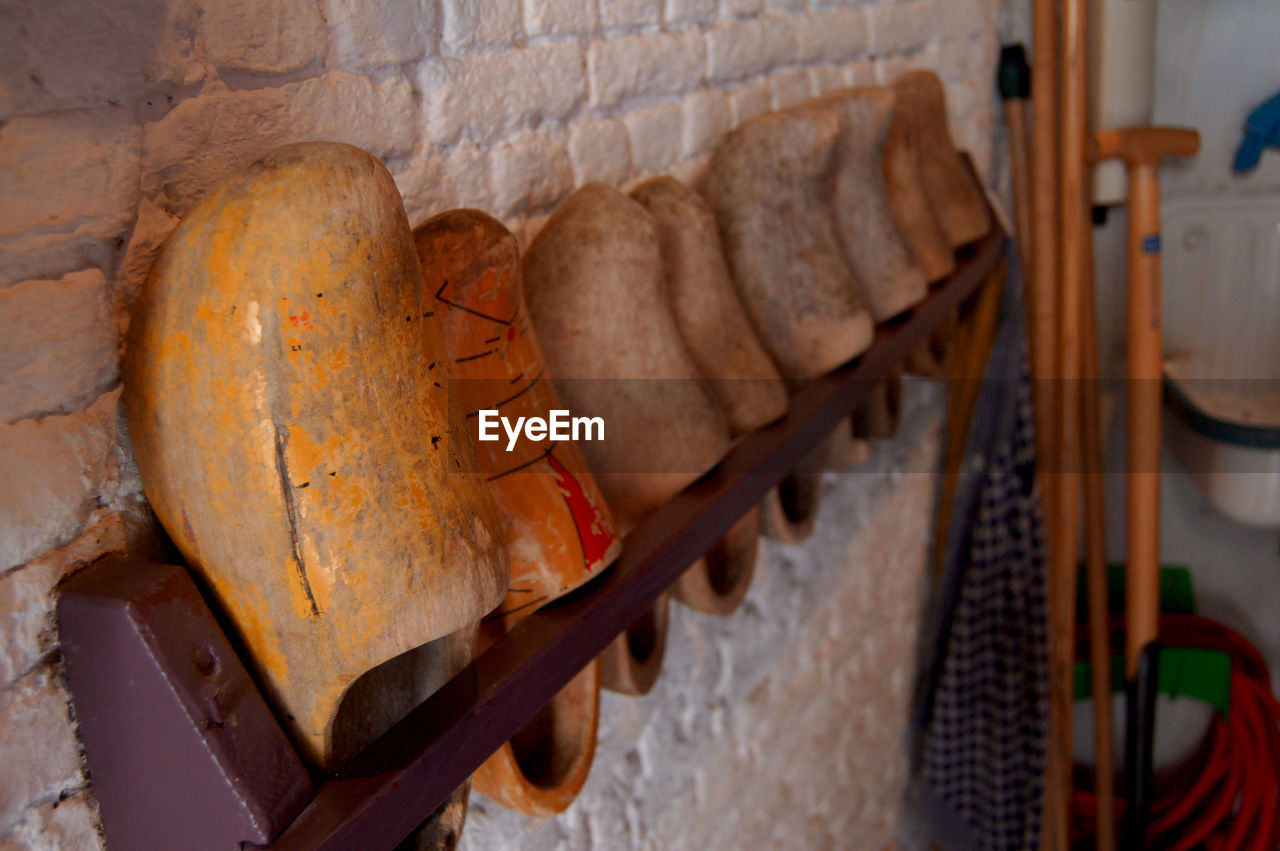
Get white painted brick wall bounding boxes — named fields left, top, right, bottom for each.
left=327, top=0, right=440, bottom=67
left=422, top=42, right=585, bottom=146
left=706, top=17, right=797, bottom=82
left=794, top=9, right=870, bottom=65
left=681, top=89, right=731, bottom=159
left=200, top=0, right=328, bottom=76
left=0, top=668, right=89, bottom=835
left=490, top=129, right=575, bottom=215
left=625, top=102, right=686, bottom=175
left=0, top=0, right=1002, bottom=845
left=0, top=270, right=117, bottom=424
left=523, top=0, right=597, bottom=38
left=728, top=77, right=774, bottom=125
left=441, top=0, right=524, bottom=53
left=587, top=31, right=705, bottom=108
left=141, top=72, right=418, bottom=213
left=568, top=118, right=634, bottom=186
left=769, top=66, right=815, bottom=109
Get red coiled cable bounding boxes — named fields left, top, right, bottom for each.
left=1070, top=613, right=1280, bottom=849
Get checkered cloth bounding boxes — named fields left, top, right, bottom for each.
left=917, top=250, right=1050, bottom=851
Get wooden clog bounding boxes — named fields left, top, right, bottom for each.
left=793, top=88, right=929, bottom=322
left=124, top=142, right=508, bottom=771
left=629, top=176, right=788, bottom=437
left=416, top=209, right=621, bottom=614
left=703, top=109, right=875, bottom=379
left=522, top=182, right=732, bottom=532
left=415, top=209, right=620, bottom=816
left=470, top=661, right=600, bottom=814
left=630, top=176, right=779, bottom=616
left=891, top=70, right=992, bottom=249
left=813, top=372, right=903, bottom=475
left=760, top=454, right=823, bottom=545
left=331, top=627, right=475, bottom=848
left=524, top=182, right=733, bottom=693
left=852, top=371, right=903, bottom=440
left=672, top=508, right=761, bottom=616
left=884, top=96, right=956, bottom=283
left=813, top=418, right=872, bottom=472
left=596, top=593, right=670, bottom=696
left=905, top=310, right=959, bottom=378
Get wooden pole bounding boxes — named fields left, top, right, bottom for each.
left=1030, top=1, right=1060, bottom=512
left=1031, top=2, right=1069, bottom=844
left=1050, top=0, right=1093, bottom=844
left=1080, top=228, right=1116, bottom=850
left=998, top=45, right=1033, bottom=265
left=1030, top=0, right=1064, bottom=843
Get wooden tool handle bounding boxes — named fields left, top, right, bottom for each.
left=1094, top=127, right=1200, bottom=673
left=1093, top=127, right=1201, bottom=168
left=1124, top=163, right=1165, bottom=671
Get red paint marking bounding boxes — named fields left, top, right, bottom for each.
left=547, top=452, right=616, bottom=571
left=289, top=312, right=313, bottom=329
left=507, top=327, right=516, bottom=341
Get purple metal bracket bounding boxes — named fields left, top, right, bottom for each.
left=57, top=555, right=314, bottom=849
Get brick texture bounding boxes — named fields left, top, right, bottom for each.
left=491, top=130, right=575, bottom=214
left=568, top=119, right=634, bottom=187
left=625, top=103, right=685, bottom=175
left=0, top=110, right=140, bottom=288
left=326, top=0, right=439, bottom=67
left=0, top=271, right=117, bottom=425
left=422, top=43, right=585, bottom=145
left=141, top=72, right=418, bottom=214
left=201, top=0, right=327, bottom=75
left=588, top=31, right=705, bottom=108
left=0, top=390, right=122, bottom=574
left=0, top=668, right=87, bottom=837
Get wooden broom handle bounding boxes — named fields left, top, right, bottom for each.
left=1092, top=127, right=1199, bottom=673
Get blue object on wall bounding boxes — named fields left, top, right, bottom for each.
left=1234, top=89, right=1280, bottom=173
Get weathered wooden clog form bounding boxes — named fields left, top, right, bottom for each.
left=524, top=182, right=733, bottom=693
left=672, top=508, right=761, bottom=616
left=813, top=417, right=871, bottom=472
left=793, top=88, right=928, bottom=322
left=629, top=176, right=788, bottom=436
left=471, top=662, right=600, bottom=812
left=124, top=142, right=508, bottom=771
left=331, top=628, right=475, bottom=849
left=905, top=311, right=959, bottom=378
left=703, top=110, right=875, bottom=379
left=417, top=209, right=621, bottom=618
left=814, top=372, right=904, bottom=475
left=760, top=461, right=822, bottom=545
left=523, top=182, right=732, bottom=531
left=405, top=783, right=470, bottom=851
left=597, top=592, right=670, bottom=696
left=852, top=371, right=903, bottom=440
left=884, top=106, right=956, bottom=283
left=891, top=70, right=992, bottom=249
left=415, top=209, right=620, bottom=816
left=630, top=176, right=779, bottom=616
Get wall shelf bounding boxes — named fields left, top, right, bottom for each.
left=258, top=221, right=1007, bottom=850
